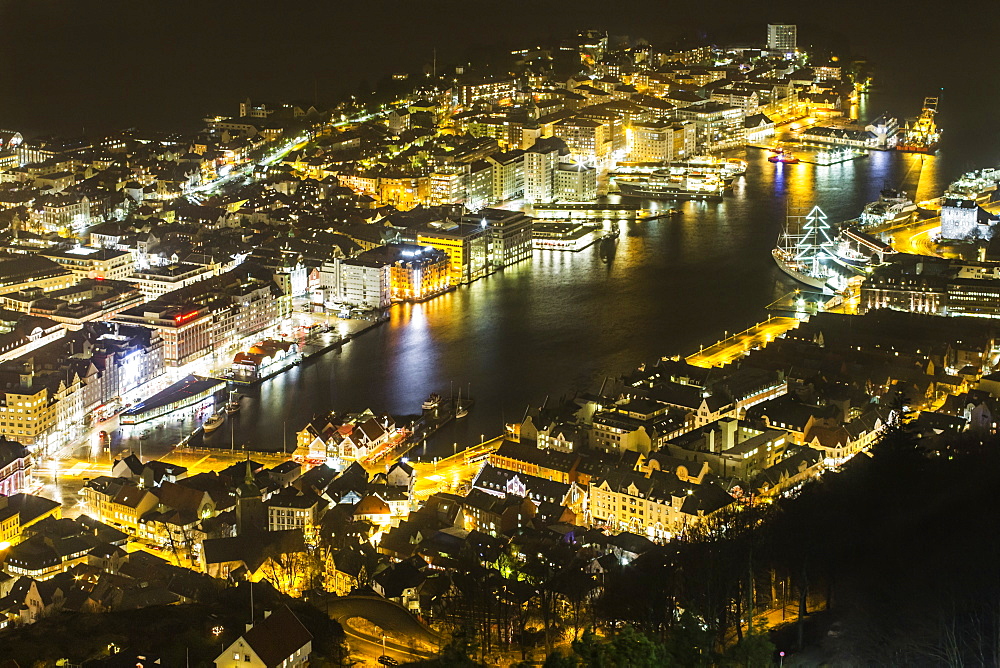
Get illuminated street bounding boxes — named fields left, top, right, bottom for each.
left=685, top=317, right=802, bottom=368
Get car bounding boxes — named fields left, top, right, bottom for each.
left=377, top=657, right=399, bottom=666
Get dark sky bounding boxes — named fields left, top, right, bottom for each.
left=0, top=0, right=996, bottom=137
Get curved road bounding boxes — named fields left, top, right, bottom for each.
left=325, top=595, right=441, bottom=663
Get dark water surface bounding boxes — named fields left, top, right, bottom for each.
left=2, top=2, right=997, bottom=455
left=213, top=128, right=981, bottom=454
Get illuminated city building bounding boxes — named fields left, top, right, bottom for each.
left=554, top=163, right=598, bottom=201
left=552, top=117, right=609, bottom=161
left=523, top=137, right=566, bottom=203
left=766, top=24, right=797, bottom=55
left=40, top=247, right=134, bottom=282
left=468, top=209, right=533, bottom=269
left=627, top=121, right=694, bottom=162
left=415, top=219, right=489, bottom=285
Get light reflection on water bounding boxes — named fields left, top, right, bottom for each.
left=156, top=119, right=988, bottom=458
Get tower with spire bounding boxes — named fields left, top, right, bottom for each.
left=235, top=458, right=264, bottom=535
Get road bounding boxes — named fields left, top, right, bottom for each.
left=409, top=436, right=502, bottom=499
left=685, top=317, right=802, bottom=368
left=881, top=202, right=1000, bottom=258
left=886, top=218, right=943, bottom=257
left=323, top=595, right=441, bottom=664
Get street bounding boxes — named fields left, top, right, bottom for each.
left=686, top=317, right=802, bottom=368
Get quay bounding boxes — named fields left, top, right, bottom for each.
left=685, top=316, right=801, bottom=368
left=527, top=202, right=652, bottom=221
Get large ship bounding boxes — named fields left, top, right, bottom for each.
left=897, top=96, right=941, bottom=154
left=772, top=206, right=843, bottom=292
left=665, top=156, right=747, bottom=182
left=945, top=167, right=1000, bottom=204
left=615, top=170, right=725, bottom=200
left=858, top=188, right=917, bottom=227
left=828, top=226, right=897, bottom=271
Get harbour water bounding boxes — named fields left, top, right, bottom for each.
left=149, top=101, right=995, bottom=460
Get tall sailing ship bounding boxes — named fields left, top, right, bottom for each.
left=772, top=206, right=844, bottom=292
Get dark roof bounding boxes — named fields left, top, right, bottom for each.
left=242, top=604, right=313, bottom=667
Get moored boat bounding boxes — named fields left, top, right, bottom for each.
left=421, top=393, right=442, bottom=411
left=203, top=412, right=225, bottom=433
left=768, top=148, right=800, bottom=164
left=772, top=206, right=842, bottom=292
left=615, top=170, right=725, bottom=200
left=859, top=188, right=917, bottom=227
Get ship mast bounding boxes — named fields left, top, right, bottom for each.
left=792, top=206, right=835, bottom=276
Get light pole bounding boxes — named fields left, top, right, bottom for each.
left=781, top=581, right=786, bottom=621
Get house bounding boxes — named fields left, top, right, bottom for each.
left=751, top=447, right=823, bottom=498
left=0, top=493, right=62, bottom=546
left=371, top=556, right=427, bottom=612
left=215, top=604, right=312, bottom=668
left=326, top=544, right=378, bottom=596
left=200, top=530, right=306, bottom=590
left=3, top=516, right=127, bottom=581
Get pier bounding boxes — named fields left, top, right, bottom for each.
left=684, top=316, right=801, bottom=368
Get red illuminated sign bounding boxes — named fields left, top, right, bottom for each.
left=174, top=310, right=200, bottom=324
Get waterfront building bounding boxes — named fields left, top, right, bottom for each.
left=415, top=219, right=489, bottom=285
left=744, top=113, right=776, bottom=142
left=554, top=163, right=598, bottom=201
left=340, top=255, right=391, bottom=309
left=114, top=264, right=284, bottom=366
left=627, top=121, right=694, bottom=162
left=468, top=208, right=533, bottom=269
left=674, top=101, right=745, bottom=151
left=941, top=198, right=999, bottom=241
left=531, top=221, right=595, bottom=251
left=523, top=137, right=567, bottom=203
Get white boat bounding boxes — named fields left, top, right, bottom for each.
left=945, top=167, right=1000, bottom=203
left=772, top=206, right=842, bottom=292
left=203, top=412, right=225, bottom=433
left=225, top=390, right=241, bottom=414
left=615, top=170, right=726, bottom=200
left=772, top=248, right=830, bottom=290
left=859, top=189, right=917, bottom=227
left=421, top=393, right=442, bottom=411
